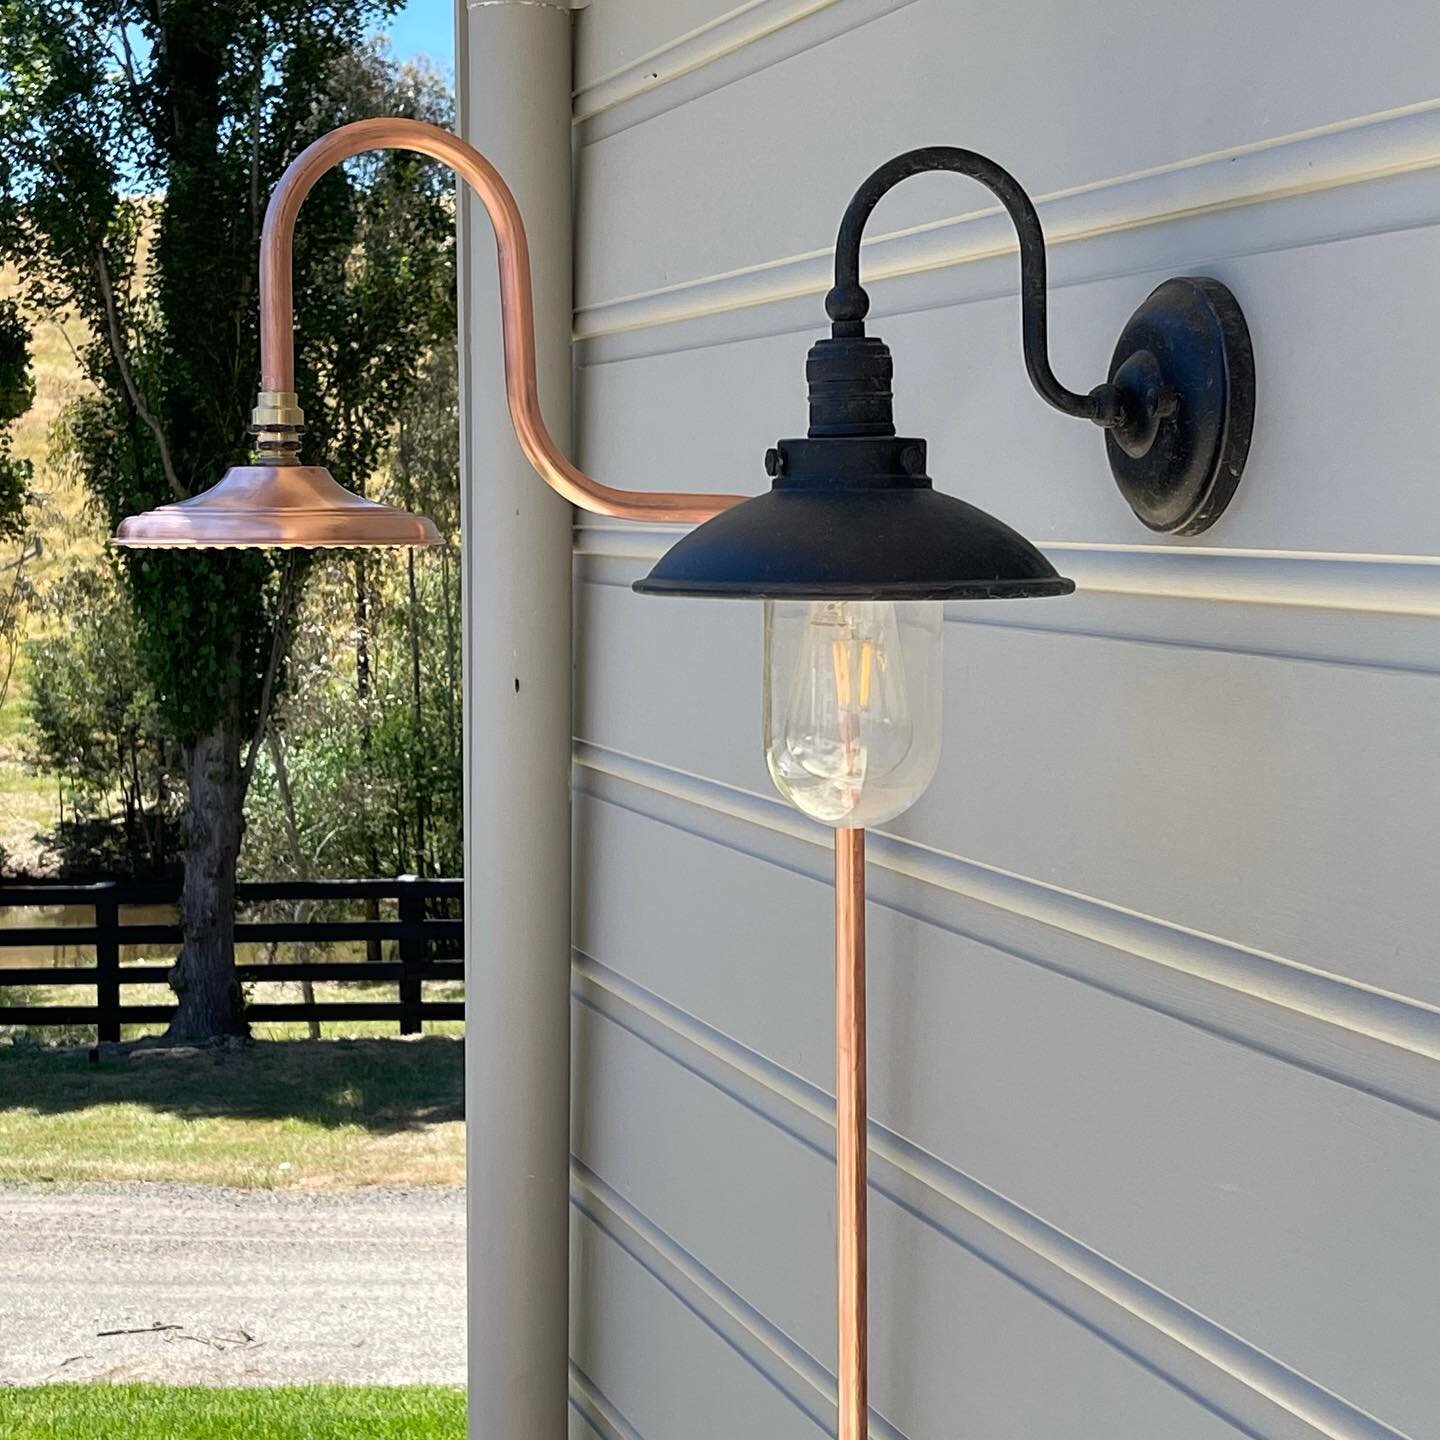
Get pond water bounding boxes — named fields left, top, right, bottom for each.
left=0, top=904, right=180, bottom=968
left=0, top=905, right=387, bottom=969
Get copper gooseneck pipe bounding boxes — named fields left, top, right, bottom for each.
left=260, top=117, right=870, bottom=1437
left=258, top=118, right=738, bottom=526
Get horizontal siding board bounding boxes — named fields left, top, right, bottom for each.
left=575, top=742, right=1440, bottom=1124
left=576, top=112, right=1440, bottom=348
left=575, top=0, right=1440, bottom=306
left=575, top=1, right=925, bottom=141
left=570, top=1204, right=822, bottom=1440
left=925, top=623, right=1440, bottom=1010
left=947, top=586, right=1440, bottom=678
left=578, top=544, right=1440, bottom=675
left=574, top=998, right=1264, bottom=1440
left=576, top=221, right=1440, bottom=555
left=574, top=0, right=746, bottom=96
left=573, top=792, right=1440, bottom=1438
left=575, top=566, right=1440, bottom=1010
left=574, top=570, right=768, bottom=793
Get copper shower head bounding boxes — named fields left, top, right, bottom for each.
left=112, top=462, right=443, bottom=549
left=110, top=118, right=738, bottom=554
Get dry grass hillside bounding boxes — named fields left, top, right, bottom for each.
left=0, top=266, right=96, bottom=872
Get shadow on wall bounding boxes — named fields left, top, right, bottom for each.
left=0, top=1036, right=464, bottom=1134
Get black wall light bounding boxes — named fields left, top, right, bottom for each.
left=638, top=145, right=1257, bottom=606
left=636, top=146, right=1256, bottom=1440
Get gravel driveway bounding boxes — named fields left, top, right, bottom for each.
left=0, top=1183, right=466, bottom=1387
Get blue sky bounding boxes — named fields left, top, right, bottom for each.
left=374, top=0, right=455, bottom=69
left=123, top=4, right=454, bottom=79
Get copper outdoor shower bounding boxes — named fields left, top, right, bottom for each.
left=115, top=117, right=1256, bottom=1439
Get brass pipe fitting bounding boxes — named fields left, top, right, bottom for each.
left=249, top=390, right=305, bottom=465
left=251, top=390, right=306, bottom=430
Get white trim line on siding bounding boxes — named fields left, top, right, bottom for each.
left=576, top=528, right=1440, bottom=619
left=574, top=0, right=924, bottom=130
left=569, top=1362, right=647, bottom=1440
left=575, top=0, right=841, bottom=119
left=573, top=541, right=1440, bottom=676
left=578, top=541, right=1440, bottom=676
left=572, top=1162, right=909, bottom=1438
left=1005, top=545, right=1440, bottom=618
left=573, top=745, right=1440, bottom=1123
left=575, top=539, right=1440, bottom=677
left=574, top=957, right=1414, bottom=1440
left=574, top=99, right=1440, bottom=342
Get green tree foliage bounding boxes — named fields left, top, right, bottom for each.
left=244, top=552, right=463, bottom=882
left=25, top=566, right=182, bottom=873
left=0, top=297, right=36, bottom=717
left=245, top=337, right=462, bottom=884
left=0, top=4, right=455, bottom=1038
left=0, top=298, right=32, bottom=541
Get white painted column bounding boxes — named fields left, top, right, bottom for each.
left=455, top=4, right=574, bottom=1437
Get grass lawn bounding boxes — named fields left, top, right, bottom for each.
left=0, top=1036, right=464, bottom=1188
left=222, top=977, right=462, bottom=1045
left=0, top=975, right=467, bottom=1046
left=0, top=1384, right=465, bottom=1438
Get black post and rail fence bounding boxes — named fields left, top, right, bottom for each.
left=0, top=877, right=464, bottom=1041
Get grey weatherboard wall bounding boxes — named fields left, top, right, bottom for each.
left=558, top=3, right=1440, bottom=1438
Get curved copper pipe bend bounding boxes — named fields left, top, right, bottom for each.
left=260, top=117, right=741, bottom=526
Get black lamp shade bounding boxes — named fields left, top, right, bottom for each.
left=633, top=436, right=1075, bottom=601
left=634, top=331, right=1074, bottom=603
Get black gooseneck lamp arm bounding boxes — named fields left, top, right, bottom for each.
left=826, top=148, right=1126, bottom=428
left=821, top=147, right=1257, bottom=536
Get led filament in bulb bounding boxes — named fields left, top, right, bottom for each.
left=763, top=600, right=943, bottom=827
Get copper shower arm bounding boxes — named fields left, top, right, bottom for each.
left=259, top=117, right=741, bottom=526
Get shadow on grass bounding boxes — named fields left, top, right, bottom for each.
left=0, top=1037, right=464, bottom=1134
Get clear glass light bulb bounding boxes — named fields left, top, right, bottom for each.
left=763, top=599, right=943, bottom=827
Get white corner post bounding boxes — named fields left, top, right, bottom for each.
left=456, top=3, right=576, bottom=1437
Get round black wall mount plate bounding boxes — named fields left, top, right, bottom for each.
left=1104, top=276, right=1255, bottom=535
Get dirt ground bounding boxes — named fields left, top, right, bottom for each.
left=0, top=1182, right=466, bottom=1387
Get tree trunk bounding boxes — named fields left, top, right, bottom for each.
left=355, top=554, right=384, bottom=958
left=440, top=545, right=459, bottom=782
left=407, top=545, right=426, bottom=875
left=166, top=721, right=248, bottom=1041
left=267, top=729, right=320, bottom=1040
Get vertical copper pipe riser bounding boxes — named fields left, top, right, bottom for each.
left=835, top=826, right=868, bottom=1440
